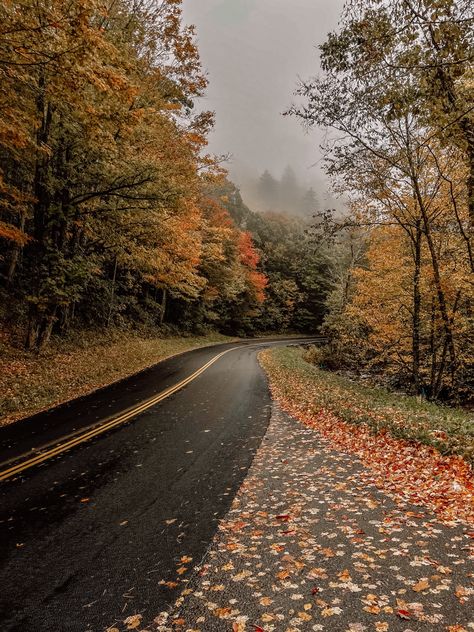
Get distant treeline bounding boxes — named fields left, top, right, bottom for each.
left=249, top=167, right=321, bottom=218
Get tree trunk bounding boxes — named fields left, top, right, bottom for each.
left=25, top=305, right=57, bottom=352
left=7, top=214, right=26, bottom=284
left=159, top=288, right=167, bottom=325
left=107, top=255, right=118, bottom=328
left=433, top=334, right=449, bottom=399
left=410, top=173, right=458, bottom=386
left=37, top=310, right=56, bottom=351
left=460, top=119, right=474, bottom=230
left=411, top=220, right=422, bottom=393
left=26, top=72, right=56, bottom=350
left=25, top=306, right=40, bottom=350
left=429, top=297, right=437, bottom=396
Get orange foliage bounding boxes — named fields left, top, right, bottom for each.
left=239, top=231, right=260, bottom=269
left=0, top=221, right=29, bottom=245
left=247, top=270, right=268, bottom=303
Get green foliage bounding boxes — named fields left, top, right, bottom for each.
left=263, top=345, right=474, bottom=465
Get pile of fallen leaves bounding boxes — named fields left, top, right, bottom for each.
left=260, top=347, right=474, bottom=525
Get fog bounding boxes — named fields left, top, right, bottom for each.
left=182, top=0, right=346, bottom=214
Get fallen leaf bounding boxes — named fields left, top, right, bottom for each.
left=455, top=585, right=470, bottom=604
left=298, top=611, right=312, bottom=621
left=412, top=579, right=429, bottom=592
left=338, top=568, right=351, bottom=582
left=124, top=614, right=142, bottom=630
left=259, top=596, right=273, bottom=606
left=363, top=605, right=381, bottom=615
left=164, top=581, right=178, bottom=589
left=261, top=613, right=275, bottom=622
left=321, top=607, right=341, bottom=617
left=397, top=609, right=411, bottom=620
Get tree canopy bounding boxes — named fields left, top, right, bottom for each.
left=0, top=0, right=331, bottom=349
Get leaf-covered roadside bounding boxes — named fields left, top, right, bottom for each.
left=148, top=405, right=473, bottom=632
left=260, top=347, right=474, bottom=525
left=0, top=329, right=235, bottom=427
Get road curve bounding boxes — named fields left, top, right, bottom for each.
left=0, top=337, right=318, bottom=632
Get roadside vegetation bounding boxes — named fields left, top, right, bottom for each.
left=0, top=0, right=334, bottom=425
left=1, top=0, right=472, bottom=425
left=261, top=346, right=474, bottom=465
left=291, top=0, right=474, bottom=404
left=0, top=328, right=235, bottom=426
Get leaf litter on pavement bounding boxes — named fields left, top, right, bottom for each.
left=259, top=349, right=473, bottom=527
left=106, top=351, right=473, bottom=632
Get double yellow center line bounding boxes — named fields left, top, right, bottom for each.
left=0, top=347, right=237, bottom=483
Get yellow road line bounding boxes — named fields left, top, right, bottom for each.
left=0, top=338, right=321, bottom=483
left=0, top=347, right=238, bottom=483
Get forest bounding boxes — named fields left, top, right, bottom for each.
left=0, top=0, right=330, bottom=354
left=249, top=166, right=321, bottom=218
left=0, top=0, right=472, bottom=405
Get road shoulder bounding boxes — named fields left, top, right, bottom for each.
left=154, top=403, right=473, bottom=632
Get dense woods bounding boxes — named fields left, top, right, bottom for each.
left=1, top=0, right=472, bottom=406
left=292, top=0, right=474, bottom=403
left=0, top=0, right=329, bottom=352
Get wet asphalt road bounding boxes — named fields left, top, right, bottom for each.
left=0, top=338, right=316, bottom=632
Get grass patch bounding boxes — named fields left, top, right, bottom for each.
left=260, top=346, right=474, bottom=465
left=0, top=328, right=237, bottom=426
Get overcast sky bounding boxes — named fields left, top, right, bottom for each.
left=182, top=0, right=345, bottom=201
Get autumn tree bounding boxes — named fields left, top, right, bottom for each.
left=0, top=0, right=334, bottom=349
left=257, top=170, right=279, bottom=211
left=207, top=179, right=333, bottom=334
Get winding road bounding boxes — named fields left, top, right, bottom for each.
left=0, top=337, right=317, bottom=632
